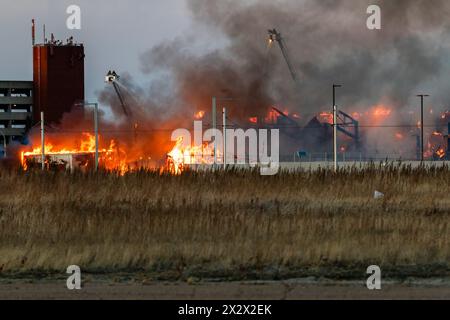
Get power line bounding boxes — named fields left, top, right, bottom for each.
left=40, top=123, right=448, bottom=134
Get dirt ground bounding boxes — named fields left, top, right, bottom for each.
left=1, top=279, right=449, bottom=300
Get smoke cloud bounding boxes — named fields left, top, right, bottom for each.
left=94, top=0, right=450, bottom=158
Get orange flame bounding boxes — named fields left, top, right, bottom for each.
left=166, top=136, right=216, bottom=174
left=372, top=105, right=392, bottom=117
left=265, top=109, right=279, bottom=124
left=436, top=148, right=446, bottom=159
left=319, top=112, right=333, bottom=124
left=194, top=110, right=205, bottom=120
left=21, top=133, right=128, bottom=173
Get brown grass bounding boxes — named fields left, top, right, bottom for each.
left=0, top=163, right=449, bottom=280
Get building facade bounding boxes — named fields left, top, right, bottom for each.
left=0, top=81, right=34, bottom=152
left=33, top=41, right=85, bottom=125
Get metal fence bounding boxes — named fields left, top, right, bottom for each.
left=289, top=152, right=425, bottom=163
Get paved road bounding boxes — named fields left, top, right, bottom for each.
left=1, top=279, right=449, bottom=300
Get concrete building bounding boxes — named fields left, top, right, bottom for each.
left=0, top=81, right=34, bottom=153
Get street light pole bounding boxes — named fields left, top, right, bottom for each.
left=417, top=94, right=429, bottom=162
left=333, top=84, right=342, bottom=172
left=212, top=97, right=217, bottom=167
left=333, top=85, right=341, bottom=109
left=41, top=111, right=45, bottom=170
left=223, top=107, right=227, bottom=169
left=94, top=103, right=99, bottom=171
left=75, top=101, right=100, bottom=171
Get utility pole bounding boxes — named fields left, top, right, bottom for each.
left=212, top=97, right=217, bottom=167
left=223, top=107, right=227, bottom=169
left=40, top=111, right=45, bottom=170
left=212, top=96, right=233, bottom=169
left=74, top=102, right=100, bottom=171
left=417, top=94, right=429, bottom=162
left=94, top=103, right=99, bottom=171
left=333, top=84, right=342, bottom=172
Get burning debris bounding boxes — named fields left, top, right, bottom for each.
left=21, top=133, right=128, bottom=172
left=13, top=0, right=450, bottom=171
left=166, top=136, right=216, bottom=174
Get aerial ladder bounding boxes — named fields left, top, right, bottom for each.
left=105, top=70, right=132, bottom=117
left=105, top=71, right=139, bottom=142
left=268, top=29, right=298, bottom=83
left=267, top=28, right=360, bottom=148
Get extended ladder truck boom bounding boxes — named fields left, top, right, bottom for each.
left=267, top=28, right=360, bottom=149
left=105, top=70, right=131, bottom=117
left=105, top=71, right=140, bottom=143
left=268, top=29, right=298, bottom=83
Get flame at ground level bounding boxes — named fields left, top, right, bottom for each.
left=166, top=136, right=216, bottom=174
left=18, top=105, right=450, bottom=173
left=20, top=132, right=218, bottom=175
left=21, top=133, right=129, bottom=172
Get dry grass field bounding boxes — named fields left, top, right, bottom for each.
left=0, top=163, right=449, bottom=281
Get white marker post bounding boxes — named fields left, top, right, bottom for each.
left=223, top=107, right=227, bottom=169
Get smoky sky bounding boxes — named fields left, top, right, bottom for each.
left=3, top=0, right=450, bottom=125
left=97, top=0, right=450, bottom=130
left=0, top=0, right=191, bottom=105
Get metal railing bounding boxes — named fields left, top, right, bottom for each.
left=290, top=152, right=427, bottom=163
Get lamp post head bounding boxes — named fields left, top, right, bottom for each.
left=73, top=101, right=98, bottom=108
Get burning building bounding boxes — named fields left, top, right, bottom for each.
left=9, top=1, right=450, bottom=172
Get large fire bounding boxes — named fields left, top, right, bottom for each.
left=20, top=125, right=220, bottom=174
left=166, top=136, right=216, bottom=174
left=372, top=105, right=392, bottom=118
left=21, top=133, right=127, bottom=172
left=18, top=102, right=450, bottom=174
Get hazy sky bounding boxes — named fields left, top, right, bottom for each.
left=0, top=0, right=195, bottom=102
left=3, top=0, right=449, bottom=114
